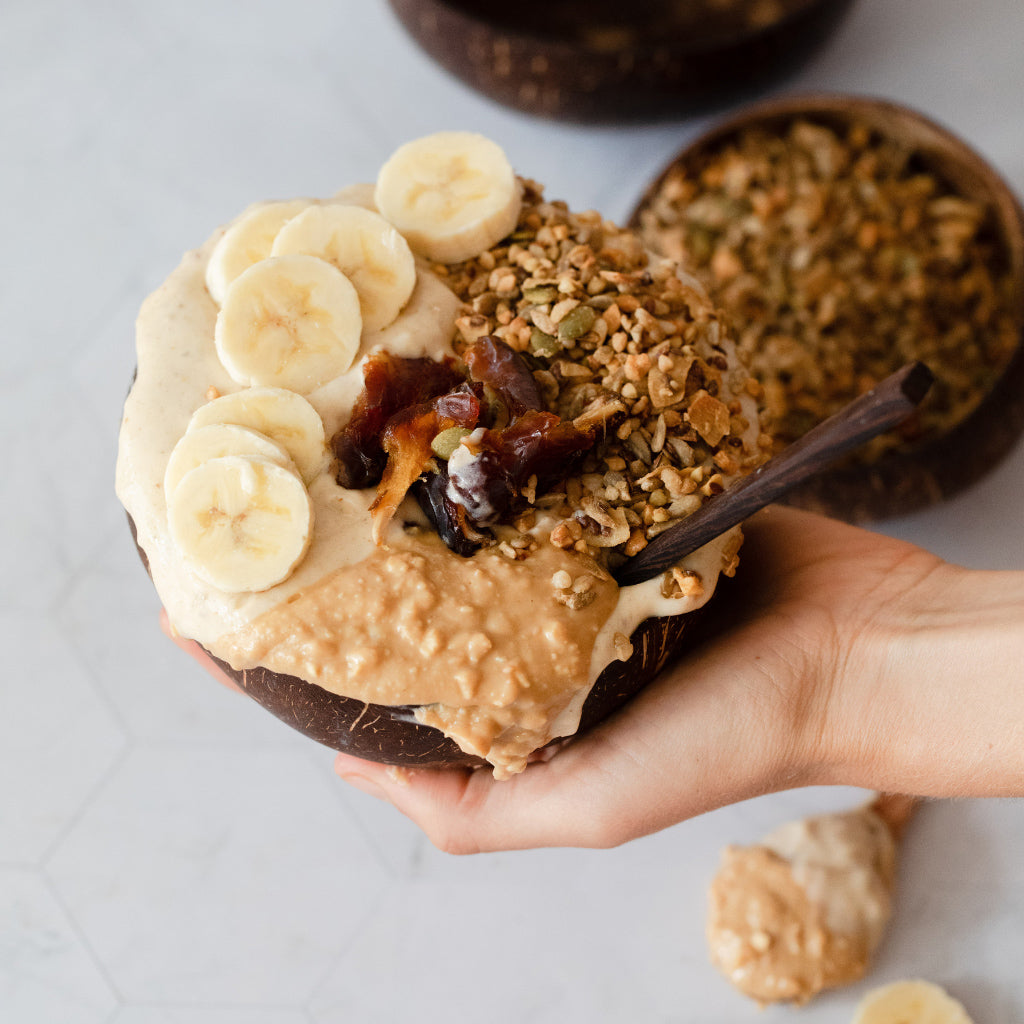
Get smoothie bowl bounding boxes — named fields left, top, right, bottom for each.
left=116, top=132, right=769, bottom=778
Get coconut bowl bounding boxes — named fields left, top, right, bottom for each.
left=131, top=514, right=718, bottom=769
left=387, top=0, right=858, bottom=123
left=631, top=94, right=1024, bottom=521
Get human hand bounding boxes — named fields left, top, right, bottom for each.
left=162, top=505, right=1024, bottom=852
left=332, top=506, right=957, bottom=852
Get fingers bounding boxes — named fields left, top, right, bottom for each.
left=334, top=749, right=604, bottom=854
left=336, top=725, right=686, bottom=853
left=159, top=609, right=244, bottom=693
left=333, top=640, right=798, bottom=853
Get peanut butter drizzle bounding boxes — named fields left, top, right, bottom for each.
left=215, top=530, right=619, bottom=774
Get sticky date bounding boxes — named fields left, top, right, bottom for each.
left=464, top=335, right=544, bottom=417
left=369, top=386, right=482, bottom=542
left=332, top=340, right=599, bottom=554
left=447, top=411, right=594, bottom=525
left=332, top=352, right=464, bottom=489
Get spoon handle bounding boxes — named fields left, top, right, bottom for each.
left=613, top=361, right=934, bottom=587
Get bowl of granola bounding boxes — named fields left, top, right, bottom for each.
left=632, top=94, right=1024, bottom=520
left=387, top=0, right=858, bottom=123
left=117, top=132, right=770, bottom=779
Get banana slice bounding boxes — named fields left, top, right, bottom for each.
left=214, top=253, right=362, bottom=393
left=163, top=423, right=296, bottom=498
left=852, top=980, right=974, bottom=1024
left=187, top=386, right=327, bottom=484
left=374, top=131, right=523, bottom=264
left=205, top=199, right=312, bottom=306
left=271, top=204, right=416, bottom=332
left=168, top=455, right=314, bottom=593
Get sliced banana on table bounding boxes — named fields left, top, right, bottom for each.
left=168, top=454, right=314, bottom=594
left=187, top=385, right=328, bottom=484
left=375, top=131, right=523, bottom=264
left=852, top=980, right=974, bottom=1024
left=205, top=199, right=312, bottom=306
left=271, top=203, right=416, bottom=332
left=214, top=253, right=362, bottom=393
left=163, top=422, right=297, bottom=498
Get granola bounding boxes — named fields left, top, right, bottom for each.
left=635, top=117, right=1020, bottom=462
left=431, top=179, right=770, bottom=568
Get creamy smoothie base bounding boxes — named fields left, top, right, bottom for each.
left=117, top=134, right=768, bottom=777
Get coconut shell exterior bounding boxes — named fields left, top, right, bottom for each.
left=205, top=607, right=704, bottom=768
left=131, top=514, right=715, bottom=768
left=386, top=0, right=856, bottom=124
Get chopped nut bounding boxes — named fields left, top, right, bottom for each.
left=576, top=495, right=630, bottom=547
left=550, top=296, right=580, bottom=323
left=513, top=510, right=537, bottom=533
left=650, top=413, right=668, bottom=453
left=572, top=574, right=594, bottom=594
left=612, top=632, right=634, bottom=662
left=624, top=352, right=653, bottom=381
left=522, top=473, right=538, bottom=505
left=456, top=313, right=492, bottom=345
left=550, top=522, right=574, bottom=549
left=687, top=391, right=731, bottom=445
left=551, top=569, right=572, bottom=590
left=647, top=366, right=676, bottom=409
left=623, top=529, right=648, bottom=556
left=553, top=587, right=596, bottom=610
left=663, top=567, right=705, bottom=600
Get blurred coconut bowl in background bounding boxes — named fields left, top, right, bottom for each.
left=387, top=0, right=858, bottom=123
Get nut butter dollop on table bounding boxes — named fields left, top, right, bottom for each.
left=707, top=800, right=901, bottom=1006
left=116, top=131, right=769, bottom=777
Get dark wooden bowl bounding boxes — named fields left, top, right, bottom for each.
left=386, top=0, right=858, bottom=123
left=131, top=514, right=717, bottom=769
left=631, top=94, right=1024, bottom=522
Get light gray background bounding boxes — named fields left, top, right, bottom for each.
left=2, top=1, right=1023, bottom=1022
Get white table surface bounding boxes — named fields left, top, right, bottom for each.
left=2, top=1, right=1023, bottom=1022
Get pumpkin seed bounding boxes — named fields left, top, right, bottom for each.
left=431, top=427, right=473, bottom=460
left=557, top=304, right=597, bottom=340
left=530, top=327, right=560, bottom=357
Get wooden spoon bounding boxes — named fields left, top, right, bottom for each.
left=613, top=361, right=933, bottom=587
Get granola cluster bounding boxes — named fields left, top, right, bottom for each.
left=430, top=180, right=770, bottom=584
left=635, top=117, right=1020, bottom=461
